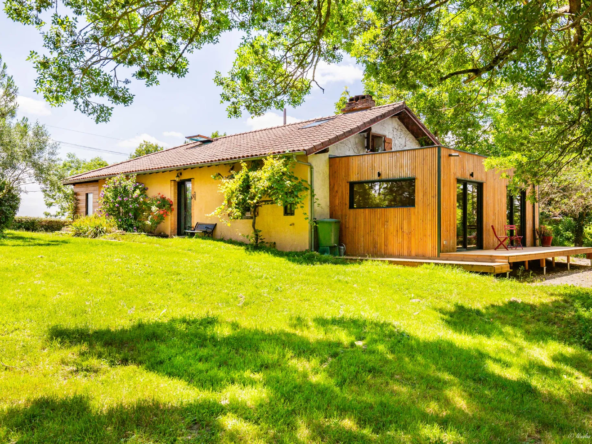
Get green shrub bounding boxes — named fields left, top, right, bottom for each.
left=99, top=174, right=148, bottom=232
left=0, top=181, right=20, bottom=235
left=11, top=216, right=71, bottom=232
left=71, top=215, right=117, bottom=238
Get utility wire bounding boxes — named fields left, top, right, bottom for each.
left=46, top=124, right=125, bottom=141
left=54, top=140, right=129, bottom=156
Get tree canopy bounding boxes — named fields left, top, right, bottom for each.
left=42, top=153, right=109, bottom=218
left=211, top=156, right=309, bottom=246
left=5, top=0, right=592, bottom=183
left=0, top=55, right=58, bottom=202
left=129, top=140, right=164, bottom=159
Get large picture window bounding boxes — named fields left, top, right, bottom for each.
left=349, top=179, right=415, bottom=209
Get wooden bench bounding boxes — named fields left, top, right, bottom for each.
left=186, top=222, right=217, bottom=237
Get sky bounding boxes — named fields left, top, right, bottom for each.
left=0, top=13, right=365, bottom=217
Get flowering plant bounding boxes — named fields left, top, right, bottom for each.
left=145, top=193, right=174, bottom=233
left=99, top=174, right=148, bottom=232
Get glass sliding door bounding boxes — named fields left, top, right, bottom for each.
left=507, top=190, right=526, bottom=245
left=456, top=180, right=483, bottom=250
left=177, top=180, right=193, bottom=235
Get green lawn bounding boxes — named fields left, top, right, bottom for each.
left=0, top=231, right=591, bottom=443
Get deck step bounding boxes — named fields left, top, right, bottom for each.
left=344, top=256, right=510, bottom=274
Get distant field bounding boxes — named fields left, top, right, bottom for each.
left=0, top=231, right=590, bottom=443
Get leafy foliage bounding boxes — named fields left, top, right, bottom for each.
left=539, top=164, right=592, bottom=246
left=129, top=141, right=164, bottom=159
left=99, top=175, right=148, bottom=232
left=11, top=216, right=71, bottom=232
left=210, top=131, right=226, bottom=139
left=43, top=153, right=109, bottom=218
left=0, top=55, right=18, bottom=120
left=70, top=214, right=117, bottom=238
left=0, top=180, right=20, bottom=235
left=211, top=156, right=309, bottom=246
left=0, top=56, right=59, bottom=202
left=6, top=0, right=592, bottom=183
left=145, top=194, right=174, bottom=234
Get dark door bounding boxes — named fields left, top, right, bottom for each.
left=177, top=180, right=193, bottom=235
left=456, top=180, right=483, bottom=250
left=507, top=190, right=526, bottom=246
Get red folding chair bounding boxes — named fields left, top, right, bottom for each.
left=491, top=225, right=509, bottom=250
left=505, top=225, right=523, bottom=249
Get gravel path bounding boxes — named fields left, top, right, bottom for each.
left=534, top=268, right=592, bottom=287
left=531, top=257, right=592, bottom=287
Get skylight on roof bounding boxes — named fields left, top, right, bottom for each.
left=300, top=119, right=330, bottom=129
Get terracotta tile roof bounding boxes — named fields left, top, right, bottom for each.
left=64, top=102, right=438, bottom=184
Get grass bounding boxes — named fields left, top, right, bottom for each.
left=0, top=231, right=591, bottom=443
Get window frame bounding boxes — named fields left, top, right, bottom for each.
left=348, top=177, right=416, bottom=210
left=85, top=193, right=93, bottom=216
left=284, top=203, right=296, bottom=216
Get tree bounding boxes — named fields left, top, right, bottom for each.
left=210, top=131, right=226, bottom=139
left=211, top=155, right=309, bottom=247
left=0, top=55, right=59, bottom=202
left=0, top=55, right=18, bottom=121
left=0, top=179, right=20, bottom=235
left=129, top=140, right=164, bottom=159
left=6, top=0, right=592, bottom=183
left=540, top=164, right=592, bottom=247
left=42, top=153, right=109, bottom=218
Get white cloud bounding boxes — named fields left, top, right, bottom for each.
left=17, top=96, right=52, bottom=116
left=163, top=131, right=185, bottom=139
left=246, top=112, right=302, bottom=131
left=314, top=61, right=364, bottom=85
left=117, top=133, right=170, bottom=149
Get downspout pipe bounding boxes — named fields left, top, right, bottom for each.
left=296, top=159, right=315, bottom=251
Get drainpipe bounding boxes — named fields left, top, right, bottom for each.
left=296, top=159, right=315, bottom=251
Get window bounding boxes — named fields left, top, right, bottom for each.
left=300, top=119, right=331, bottom=129
left=349, top=179, right=415, bottom=209
left=370, top=134, right=385, bottom=152
left=507, top=190, right=526, bottom=244
left=284, top=203, right=296, bottom=216
left=85, top=193, right=93, bottom=215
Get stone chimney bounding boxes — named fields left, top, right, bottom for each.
left=341, top=94, right=376, bottom=113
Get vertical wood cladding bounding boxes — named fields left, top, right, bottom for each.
left=440, top=148, right=537, bottom=251
left=329, top=148, right=439, bottom=258
left=330, top=147, right=539, bottom=258
left=73, top=182, right=100, bottom=216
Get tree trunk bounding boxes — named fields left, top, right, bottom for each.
left=251, top=206, right=259, bottom=246
left=574, top=212, right=587, bottom=247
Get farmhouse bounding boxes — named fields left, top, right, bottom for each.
left=66, top=95, right=587, bottom=273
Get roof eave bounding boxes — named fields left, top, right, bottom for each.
left=63, top=151, right=308, bottom=185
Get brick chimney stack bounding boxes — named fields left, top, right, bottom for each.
left=341, top=94, right=376, bottom=113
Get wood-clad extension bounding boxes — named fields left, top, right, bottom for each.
left=73, top=182, right=100, bottom=216
left=329, top=146, right=539, bottom=261
left=329, top=147, right=439, bottom=258
left=440, top=147, right=538, bottom=252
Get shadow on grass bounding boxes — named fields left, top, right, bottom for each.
left=0, top=231, right=69, bottom=247
left=2, top=316, right=589, bottom=442
left=183, top=234, right=353, bottom=266
left=438, top=285, right=592, bottom=353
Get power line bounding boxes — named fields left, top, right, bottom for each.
left=47, top=124, right=125, bottom=141
left=54, top=140, right=129, bottom=156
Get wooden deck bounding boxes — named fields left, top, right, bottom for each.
left=344, top=256, right=511, bottom=274
left=346, top=246, right=592, bottom=275
left=441, top=246, right=592, bottom=273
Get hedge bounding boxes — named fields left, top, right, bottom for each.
left=11, top=217, right=72, bottom=232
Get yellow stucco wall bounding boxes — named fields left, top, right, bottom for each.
left=133, top=156, right=312, bottom=251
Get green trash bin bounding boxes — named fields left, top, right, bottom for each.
left=317, top=219, right=340, bottom=253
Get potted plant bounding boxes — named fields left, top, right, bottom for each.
left=538, top=225, right=553, bottom=247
